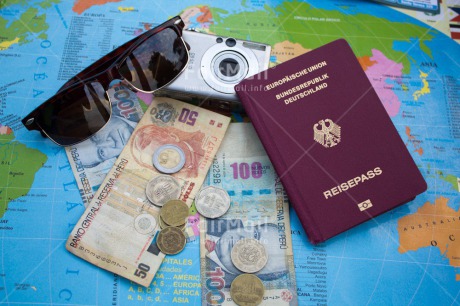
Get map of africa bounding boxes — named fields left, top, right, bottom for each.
left=0, top=0, right=459, bottom=305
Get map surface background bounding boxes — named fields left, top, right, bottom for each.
left=0, top=0, right=459, bottom=305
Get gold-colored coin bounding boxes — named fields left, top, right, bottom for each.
left=160, top=200, right=189, bottom=227
left=178, top=221, right=187, bottom=232
left=230, top=274, right=264, bottom=306
left=159, top=214, right=168, bottom=229
left=159, top=213, right=186, bottom=229
left=156, top=226, right=186, bottom=255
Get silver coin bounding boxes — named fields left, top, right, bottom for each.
left=195, top=186, right=231, bottom=219
left=145, top=175, right=181, bottom=207
left=231, top=238, right=268, bottom=274
left=134, top=213, right=157, bottom=235
left=152, top=144, right=186, bottom=174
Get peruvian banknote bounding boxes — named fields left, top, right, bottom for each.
left=65, top=83, right=144, bottom=206
left=66, top=97, right=230, bottom=287
left=200, top=123, right=298, bottom=305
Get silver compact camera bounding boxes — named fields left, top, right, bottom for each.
left=156, top=30, right=271, bottom=112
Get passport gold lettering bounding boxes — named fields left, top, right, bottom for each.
left=264, top=61, right=328, bottom=91
left=323, top=167, right=383, bottom=199
left=307, top=61, right=327, bottom=72
left=284, top=82, right=328, bottom=105
left=276, top=74, right=329, bottom=100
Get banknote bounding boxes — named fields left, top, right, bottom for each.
left=200, top=123, right=298, bottom=305
left=65, top=83, right=144, bottom=206
left=66, top=97, right=230, bottom=287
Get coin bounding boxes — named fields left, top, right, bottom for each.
left=152, top=144, right=186, bottom=174
left=145, top=175, right=181, bottom=207
left=231, top=238, right=268, bottom=273
left=195, top=186, right=231, bottom=219
left=156, top=226, right=186, bottom=255
left=159, top=214, right=168, bottom=229
left=230, top=274, right=264, bottom=306
left=133, top=213, right=157, bottom=235
left=160, top=200, right=189, bottom=227
left=159, top=213, right=186, bottom=229
left=178, top=220, right=187, bottom=231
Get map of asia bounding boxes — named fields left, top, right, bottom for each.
left=0, top=0, right=459, bottom=305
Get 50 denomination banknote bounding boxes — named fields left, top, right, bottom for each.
left=200, top=123, right=298, bottom=305
left=66, top=97, right=230, bottom=287
left=65, top=83, right=144, bottom=206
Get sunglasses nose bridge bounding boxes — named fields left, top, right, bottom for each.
left=107, top=67, right=138, bottom=92
left=109, top=65, right=122, bottom=80
left=95, top=66, right=121, bottom=89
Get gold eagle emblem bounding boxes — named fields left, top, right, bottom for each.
left=313, top=119, right=341, bottom=148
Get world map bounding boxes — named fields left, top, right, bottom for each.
left=1, top=0, right=459, bottom=305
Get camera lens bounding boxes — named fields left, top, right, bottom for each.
left=226, top=38, right=237, bottom=47
left=200, top=39, right=259, bottom=94
left=212, top=51, right=248, bottom=84
left=219, top=58, right=240, bottom=77
left=216, top=37, right=223, bottom=43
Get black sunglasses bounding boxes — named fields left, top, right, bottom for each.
left=22, top=16, right=189, bottom=146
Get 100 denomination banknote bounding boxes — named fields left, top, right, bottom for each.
left=65, top=83, right=144, bottom=206
left=200, top=123, right=298, bottom=305
left=66, top=97, right=230, bottom=287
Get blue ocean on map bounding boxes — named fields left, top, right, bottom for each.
left=1, top=0, right=459, bottom=305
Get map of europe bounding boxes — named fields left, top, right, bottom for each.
left=0, top=0, right=459, bottom=305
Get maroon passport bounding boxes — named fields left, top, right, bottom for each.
left=235, top=39, right=427, bottom=244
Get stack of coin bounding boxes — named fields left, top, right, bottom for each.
left=159, top=200, right=189, bottom=229
left=145, top=143, right=189, bottom=256
left=156, top=199, right=189, bottom=255
left=230, top=274, right=265, bottom=306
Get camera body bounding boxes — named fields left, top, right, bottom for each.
left=156, top=30, right=271, bottom=112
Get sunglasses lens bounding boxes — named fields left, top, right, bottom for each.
left=37, top=81, right=111, bottom=146
left=119, top=27, right=188, bottom=92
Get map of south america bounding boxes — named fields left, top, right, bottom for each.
left=0, top=125, right=47, bottom=218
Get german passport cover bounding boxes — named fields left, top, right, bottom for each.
left=235, top=39, right=427, bottom=244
